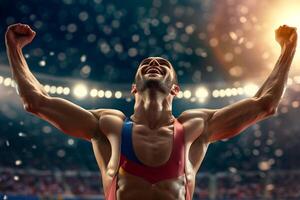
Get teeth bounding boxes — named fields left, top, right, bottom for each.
left=146, top=68, right=161, bottom=74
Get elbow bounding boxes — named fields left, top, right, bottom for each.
left=265, top=107, right=277, bottom=117
left=256, top=95, right=278, bottom=117
left=23, top=103, right=38, bottom=114
left=23, top=94, right=48, bottom=114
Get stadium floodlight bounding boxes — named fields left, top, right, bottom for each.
left=195, top=86, right=209, bottom=98
left=50, top=86, right=57, bottom=94
left=105, top=90, right=113, bottom=98
left=90, top=89, right=98, bottom=97
left=115, top=91, right=122, bottom=99
left=219, top=89, right=226, bottom=98
left=237, top=87, right=244, bottom=95
left=73, top=84, right=88, bottom=98
left=195, top=86, right=209, bottom=103
left=10, top=80, right=16, bottom=88
left=244, top=83, right=259, bottom=96
left=183, top=90, right=192, bottom=99
left=225, top=88, right=232, bottom=97
left=212, top=90, right=219, bottom=98
left=177, top=91, right=183, bottom=98
left=98, top=90, right=104, bottom=98
left=63, top=87, right=70, bottom=95
left=56, top=86, right=63, bottom=94
left=231, top=88, right=238, bottom=96
left=4, top=77, right=11, bottom=87
left=44, top=85, right=50, bottom=92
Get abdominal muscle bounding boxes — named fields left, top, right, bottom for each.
left=116, top=168, right=187, bottom=200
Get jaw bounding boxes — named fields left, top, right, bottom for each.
left=136, top=77, right=173, bottom=96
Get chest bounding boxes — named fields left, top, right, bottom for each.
left=129, top=124, right=175, bottom=167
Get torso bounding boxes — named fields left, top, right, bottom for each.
left=90, top=109, right=209, bottom=200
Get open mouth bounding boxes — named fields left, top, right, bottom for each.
left=145, top=68, right=163, bottom=75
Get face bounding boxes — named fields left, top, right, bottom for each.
left=133, top=57, right=178, bottom=94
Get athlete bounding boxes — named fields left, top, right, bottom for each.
left=5, top=23, right=297, bottom=200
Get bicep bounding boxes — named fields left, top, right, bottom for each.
left=30, top=96, right=99, bottom=141
left=206, top=97, right=273, bottom=143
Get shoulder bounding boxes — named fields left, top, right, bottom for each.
left=178, top=108, right=216, bottom=123
left=89, top=109, right=126, bottom=138
left=177, top=108, right=216, bottom=143
left=89, top=108, right=125, bottom=119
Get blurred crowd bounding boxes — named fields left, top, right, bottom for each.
left=2, top=168, right=300, bottom=200
left=0, top=168, right=102, bottom=198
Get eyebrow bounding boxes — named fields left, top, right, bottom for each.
left=140, top=58, right=172, bottom=68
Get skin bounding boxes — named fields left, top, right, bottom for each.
left=5, top=23, right=297, bottom=199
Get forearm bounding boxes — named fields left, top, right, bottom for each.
left=6, top=46, right=48, bottom=108
left=254, top=44, right=296, bottom=110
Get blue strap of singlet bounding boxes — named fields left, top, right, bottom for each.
left=121, top=117, right=143, bottom=165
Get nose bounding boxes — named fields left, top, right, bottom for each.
left=149, top=59, right=160, bottom=66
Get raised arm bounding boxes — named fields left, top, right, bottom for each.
left=184, top=25, right=297, bottom=143
left=5, top=23, right=101, bottom=141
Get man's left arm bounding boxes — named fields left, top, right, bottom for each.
left=201, top=25, right=297, bottom=143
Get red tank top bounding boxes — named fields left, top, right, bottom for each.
left=105, top=118, right=192, bottom=200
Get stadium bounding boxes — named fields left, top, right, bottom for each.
left=1, top=0, right=300, bottom=199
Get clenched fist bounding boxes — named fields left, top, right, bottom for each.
left=5, top=23, right=36, bottom=49
left=275, top=25, right=297, bottom=49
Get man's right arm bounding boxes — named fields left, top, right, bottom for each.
left=5, top=23, right=100, bottom=141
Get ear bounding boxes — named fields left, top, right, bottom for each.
left=131, top=84, right=137, bottom=94
left=170, top=84, right=180, bottom=96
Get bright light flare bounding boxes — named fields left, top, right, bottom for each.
left=263, top=0, right=300, bottom=69
left=195, top=87, right=209, bottom=98
left=73, top=84, right=88, bottom=98
left=244, top=83, right=259, bottom=96
left=195, top=86, right=209, bottom=103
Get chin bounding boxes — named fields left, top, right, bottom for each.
left=136, top=78, right=171, bottom=94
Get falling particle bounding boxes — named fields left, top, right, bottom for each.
left=224, top=52, right=234, bottom=62
left=57, top=149, right=66, bottom=157
left=49, top=51, right=55, bottom=56
left=245, top=41, right=254, bottom=49
left=32, top=145, right=37, bottom=149
left=258, top=161, right=271, bottom=171
left=266, top=184, right=274, bottom=191
left=18, top=132, right=26, bottom=137
left=42, top=126, right=52, bottom=134
left=238, top=37, right=244, bottom=44
left=3, top=195, right=7, bottom=200
left=275, top=149, right=283, bottom=157
left=15, top=160, right=22, bottom=166
left=206, top=66, right=213, bottom=72
left=14, top=176, right=19, bottom=181
left=239, top=16, right=247, bottom=23
left=80, top=55, right=87, bottom=62
left=229, top=32, right=238, bottom=40
left=67, top=139, right=74, bottom=145
left=39, top=60, right=46, bottom=67
left=5, top=140, right=10, bottom=147
left=209, top=38, right=219, bottom=47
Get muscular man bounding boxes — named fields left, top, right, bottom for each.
left=5, top=23, right=297, bottom=200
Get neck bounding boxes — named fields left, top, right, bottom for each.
left=131, top=89, right=174, bottom=129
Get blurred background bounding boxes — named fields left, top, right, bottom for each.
left=1, top=0, right=300, bottom=199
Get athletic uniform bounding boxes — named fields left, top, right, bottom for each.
left=106, top=117, right=192, bottom=200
